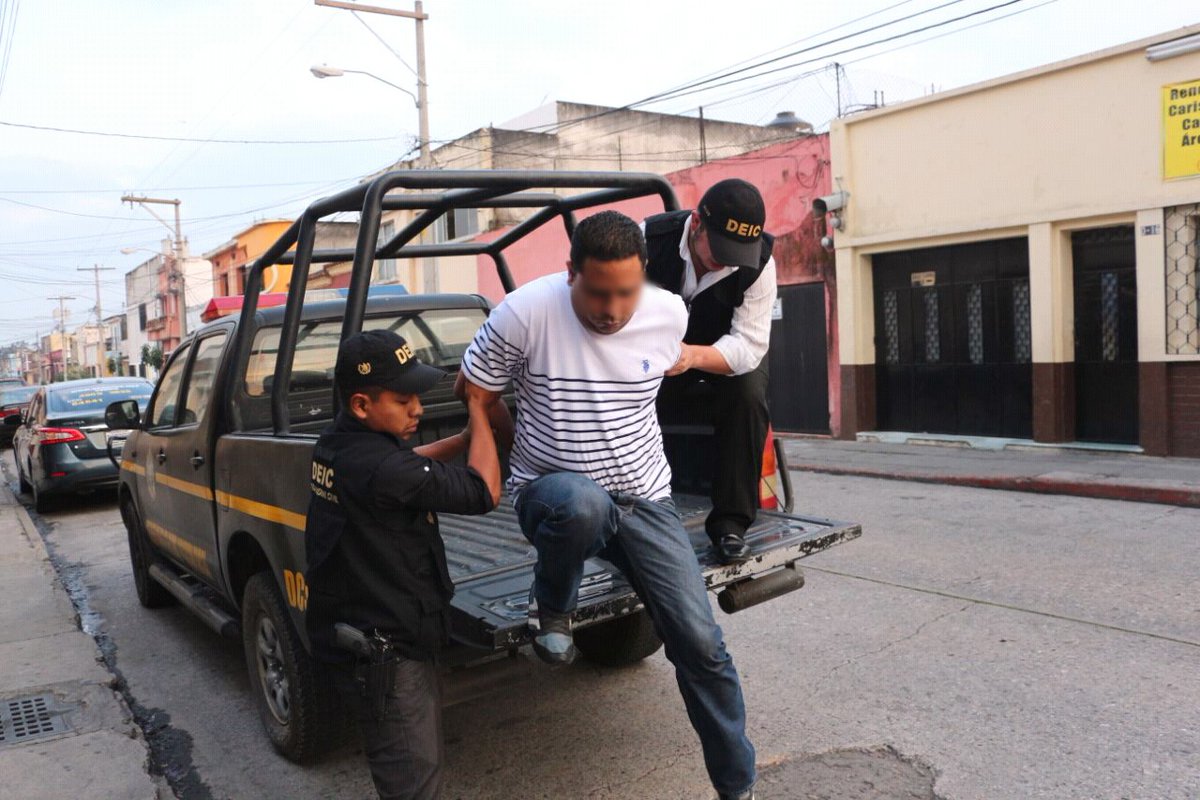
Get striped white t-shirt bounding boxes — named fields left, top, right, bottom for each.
left=461, top=272, right=687, bottom=502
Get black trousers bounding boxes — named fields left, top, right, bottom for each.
left=334, top=657, right=444, bottom=800
left=657, top=359, right=770, bottom=542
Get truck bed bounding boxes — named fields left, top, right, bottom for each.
left=442, top=494, right=861, bottom=651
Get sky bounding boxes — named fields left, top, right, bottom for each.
left=0, top=0, right=1196, bottom=346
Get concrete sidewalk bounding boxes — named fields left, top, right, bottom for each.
left=0, top=474, right=160, bottom=798
left=781, top=436, right=1200, bottom=507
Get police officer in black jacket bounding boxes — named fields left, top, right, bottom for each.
left=305, top=329, right=501, bottom=800
left=646, top=179, right=778, bottom=564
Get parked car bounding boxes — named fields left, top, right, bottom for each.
left=0, top=385, right=38, bottom=448
left=10, top=377, right=154, bottom=511
left=0, top=377, right=26, bottom=388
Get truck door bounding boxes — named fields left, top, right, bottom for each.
left=151, top=331, right=229, bottom=584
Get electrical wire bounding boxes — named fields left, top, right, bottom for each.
left=0, top=119, right=399, bottom=144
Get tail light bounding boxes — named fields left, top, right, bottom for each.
left=759, top=426, right=779, bottom=510
left=35, top=427, right=86, bottom=445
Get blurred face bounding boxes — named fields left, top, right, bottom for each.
left=567, top=255, right=645, bottom=335
left=688, top=213, right=726, bottom=274
left=348, top=388, right=423, bottom=439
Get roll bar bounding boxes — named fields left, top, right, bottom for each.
left=230, top=170, right=679, bottom=434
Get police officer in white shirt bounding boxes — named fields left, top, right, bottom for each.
left=644, top=179, right=778, bottom=564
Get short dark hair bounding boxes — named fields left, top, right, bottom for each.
left=338, top=383, right=383, bottom=408
left=569, top=210, right=647, bottom=273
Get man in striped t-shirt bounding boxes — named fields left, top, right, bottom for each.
left=457, top=211, right=757, bottom=800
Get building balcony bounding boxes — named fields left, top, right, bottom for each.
left=145, top=316, right=168, bottom=332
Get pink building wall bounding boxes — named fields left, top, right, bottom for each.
left=472, top=135, right=841, bottom=435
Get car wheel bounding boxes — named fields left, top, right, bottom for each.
left=31, top=479, right=55, bottom=514
left=241, top=572, right=343, bottom=762
left=119, top=497, right=176, bottom=609
left=15, top=452, right=30, bottom=494
left=574, top=609, right=664, bottom=667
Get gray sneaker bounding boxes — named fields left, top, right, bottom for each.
left=528, top=588, right=578, bottom=666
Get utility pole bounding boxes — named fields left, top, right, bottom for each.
left=315, top=0, right=431, bottom=161
left=48, top=295, right=76, bottom=382
left=698, top=106, right=707, bottom=165
left=121, top=195, right=188, bottom=340
left=77, top=264, right=115, bottom=377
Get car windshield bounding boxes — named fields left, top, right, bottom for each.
left=48, top=383, right=153, bottom=414
left=0, top=386, right=37, bottom=406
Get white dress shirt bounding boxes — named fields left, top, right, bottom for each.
left=641, top=220, right=777, bottom=376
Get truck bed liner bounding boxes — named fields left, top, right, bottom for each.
left=442, top=495, right=861, bottom=652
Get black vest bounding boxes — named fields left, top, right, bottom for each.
left=644, top=210, right=773, bottom=346
left=304, top=414, right=453, bottom=662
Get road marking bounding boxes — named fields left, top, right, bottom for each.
left=804, top=565, right=1200, bottom=649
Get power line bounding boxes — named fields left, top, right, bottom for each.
left=0, top=118, right=399, bottom=144
left=350, top=10, right=419, bottom=77
left=0, top=179, right=337, bottom=195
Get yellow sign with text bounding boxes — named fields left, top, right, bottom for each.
left=1164, top=78, right=1200, bottom=179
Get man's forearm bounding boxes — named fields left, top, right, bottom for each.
left=689, top=344, right=733, bottom=375
left=466, top=401, right=502, bottom=506
left=413, top=433, right=468, bottom=461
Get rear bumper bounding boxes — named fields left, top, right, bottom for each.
left=34, top=445, right=119, bottom=496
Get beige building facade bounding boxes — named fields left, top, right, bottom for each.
left=830, top=25, right=1200, bottom=456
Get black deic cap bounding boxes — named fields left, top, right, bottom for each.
left=336, top=329, right=445, bottom=396
left=698, top=178, right=767, bottom=268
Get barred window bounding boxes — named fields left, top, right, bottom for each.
left=1165, top=204, right=1199, bottom=355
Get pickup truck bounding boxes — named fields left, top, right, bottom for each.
left=104, top=171, right=861, bottom=762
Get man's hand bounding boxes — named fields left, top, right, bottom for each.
left=454, top=371, right=514, bottom=451
left=666, top=343, right=699, bottom=377
left=666, top=343, right=733, bottom=377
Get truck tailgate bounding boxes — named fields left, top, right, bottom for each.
left=443, top=497, right=861, bottom=651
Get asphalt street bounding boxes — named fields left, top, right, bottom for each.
left=4, top=456, right=1197, bottom=800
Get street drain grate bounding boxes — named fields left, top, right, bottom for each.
left=0, top=694, right=72, bottom=747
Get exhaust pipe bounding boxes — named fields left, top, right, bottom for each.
left=717, top=564, right=804, bottom=614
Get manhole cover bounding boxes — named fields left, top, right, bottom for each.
left=0, top=694, right=73, bottom=747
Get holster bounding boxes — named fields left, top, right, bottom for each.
left=335, top=623, right=400, bottom=721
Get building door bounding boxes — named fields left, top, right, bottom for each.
left=873, top=238, right=1032, bottom=438
left=768, top=282, right=829, bottom=433
left=1072, top=226, right=1138, bottom=444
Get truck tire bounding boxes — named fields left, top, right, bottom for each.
left=119, top=498, right=175, bottom=609
left=241, top=572, right=342, bottom=763
left=574, top=609, right=663, bottom=667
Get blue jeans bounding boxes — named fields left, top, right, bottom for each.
left=515, top=472, right=756, bottom=796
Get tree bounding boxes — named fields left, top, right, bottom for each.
left=141, top=344, right=163, bottom=371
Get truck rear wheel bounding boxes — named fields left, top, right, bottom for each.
left=120, top=498, right=175, bottom=609
left=241, top=572, right=342, bottom=762
left=574, top=609, right=663, bottom=667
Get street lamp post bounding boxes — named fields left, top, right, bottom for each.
left=313, top=0, right=430, bottom=161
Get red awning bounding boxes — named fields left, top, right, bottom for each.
left=201, top=293, right=288, bottom=322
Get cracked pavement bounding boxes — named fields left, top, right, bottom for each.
left=6, top=463, right=1198, bottom=799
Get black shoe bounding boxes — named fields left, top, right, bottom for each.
left=715, top=533, right=751, bottom=564
left=718, top=789, right=755, bottom=800
left=528, top=589, right=578, bottom=666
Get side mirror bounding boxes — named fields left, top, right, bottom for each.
left=105, top=399, right=142, bottom=431
left=3, top=414, right=21, bottom=427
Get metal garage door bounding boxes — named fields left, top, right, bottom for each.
left=873, top=238, right=1032, bottom=438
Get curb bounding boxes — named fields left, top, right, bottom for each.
left=787, top=463, right=1200, bottom=508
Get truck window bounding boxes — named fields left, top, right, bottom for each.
left=146, top=345, right=191, bottom=429
left=233, top=308, right=487, bottom=432
left=181, top=333, right=229, bottom=426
